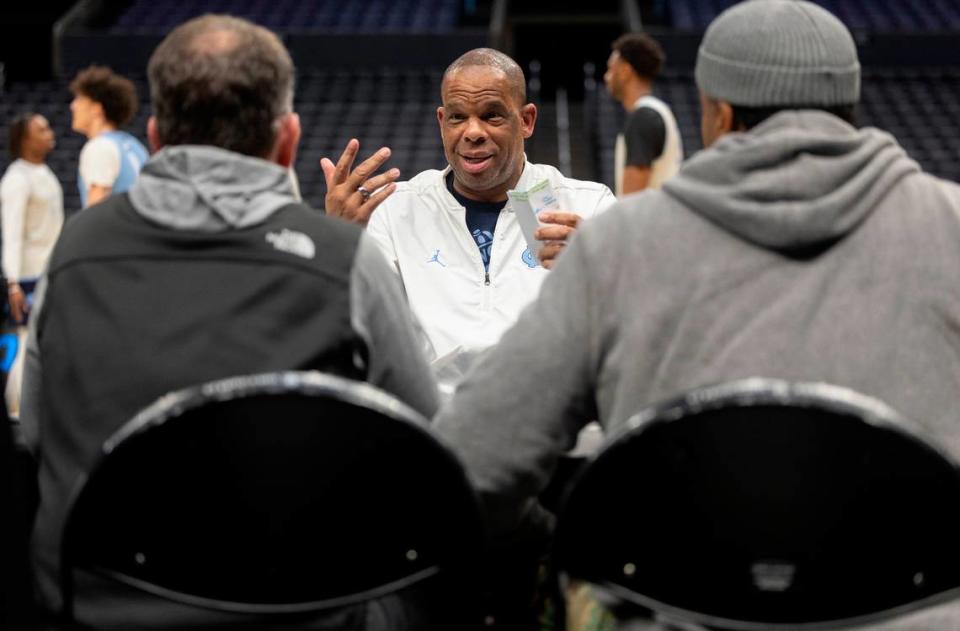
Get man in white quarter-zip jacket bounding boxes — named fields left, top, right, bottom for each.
left=325, top=48, right=615, bottom=372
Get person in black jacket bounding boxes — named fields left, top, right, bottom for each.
left=20, top=14, right=437, bottom=627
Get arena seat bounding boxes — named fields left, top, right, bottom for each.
left=291, top=68, right=446, bottom=204
left=0, top=68, right=448, bottom=215
left=0, top=390, right=37, bottom=628
left=668, top=0, right=960, bottom=33
left=59, top=371, right=486, bottom=629
left=109, top=0, right=461, bottom=34
left=3, top=62, right=958, bottom=218
left=553, top=378, right=960, bottom=629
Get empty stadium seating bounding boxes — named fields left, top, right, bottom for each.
left=5, top=63, right=960, bottom=217
left=0, top=68, right=447, bottom=216
left=292, top=68, right=447, bottom=205
left=668, top=0, right=960, bottom=32
left=110, top=0, right=461, bottom=34
left=3, top=0, right=959, bottom=214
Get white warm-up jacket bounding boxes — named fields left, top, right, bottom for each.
left=366, top=160, right=615, bottom=364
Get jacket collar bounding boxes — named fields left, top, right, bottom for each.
left=440, top=155, right=532, bottom=212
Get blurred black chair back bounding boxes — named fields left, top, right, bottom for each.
left=60, top=371, right=484, bottom=628
left=1, top=387, right=38, bottom=629
left=554, top=379, right=960, bottom=629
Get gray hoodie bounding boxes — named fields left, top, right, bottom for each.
left=435, top=110, right=960, bottom=540
left=129, top=144, right=299, bottom=232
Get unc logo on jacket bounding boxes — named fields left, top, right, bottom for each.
left=363, top=161, right=615, bottom=361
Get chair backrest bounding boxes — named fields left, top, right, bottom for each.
left=554, top=378, right=960, bottom=629
left=1, top=394, right=37, bottom=629
left=60, top=371, right=484, bottom=619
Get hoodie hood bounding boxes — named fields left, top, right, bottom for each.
left=129, top=145, right=298, bottom=232
left=663, top=110, right=920, bottom=250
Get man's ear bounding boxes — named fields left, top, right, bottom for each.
left=92, top=101, right=106, bottom=123
left=147, top=116, right=162, bottom=153
left=699, top=92, right=736, bottom=148
left=436, top=106, right=445, bottom=129
left=273, top=112, right=301, bottom=168
left=717, top=100, right=736, bottom=134
left=520, top=103, right=537, bottom=139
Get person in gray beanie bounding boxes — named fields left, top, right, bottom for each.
left=693, top=0, right=861, bottom=146
left=434, top=0, right=960, bottom=625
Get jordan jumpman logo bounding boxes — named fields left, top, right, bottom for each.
left=427, top=249, right=446, bottom=267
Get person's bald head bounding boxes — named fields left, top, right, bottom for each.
left=442, top=48, right=527, bottom=105
left=147, top=14, right=295, bottom=157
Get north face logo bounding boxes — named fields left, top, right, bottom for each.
left=265, top=229, right=316, bottom=260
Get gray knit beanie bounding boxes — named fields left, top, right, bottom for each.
left=695, top=0, right=860, bottom=106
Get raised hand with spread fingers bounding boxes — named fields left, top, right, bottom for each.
left=320, top=138, right=400, bottom=226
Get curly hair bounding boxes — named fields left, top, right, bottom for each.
left=612, top=33, right=666, bottom=81
left=70, top=65, right=139, bottom=127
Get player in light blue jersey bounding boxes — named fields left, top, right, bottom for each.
left=70, top=65, right=149, bottom=208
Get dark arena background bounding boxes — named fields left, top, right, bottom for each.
left=1, top=0, right=958, bottom=215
